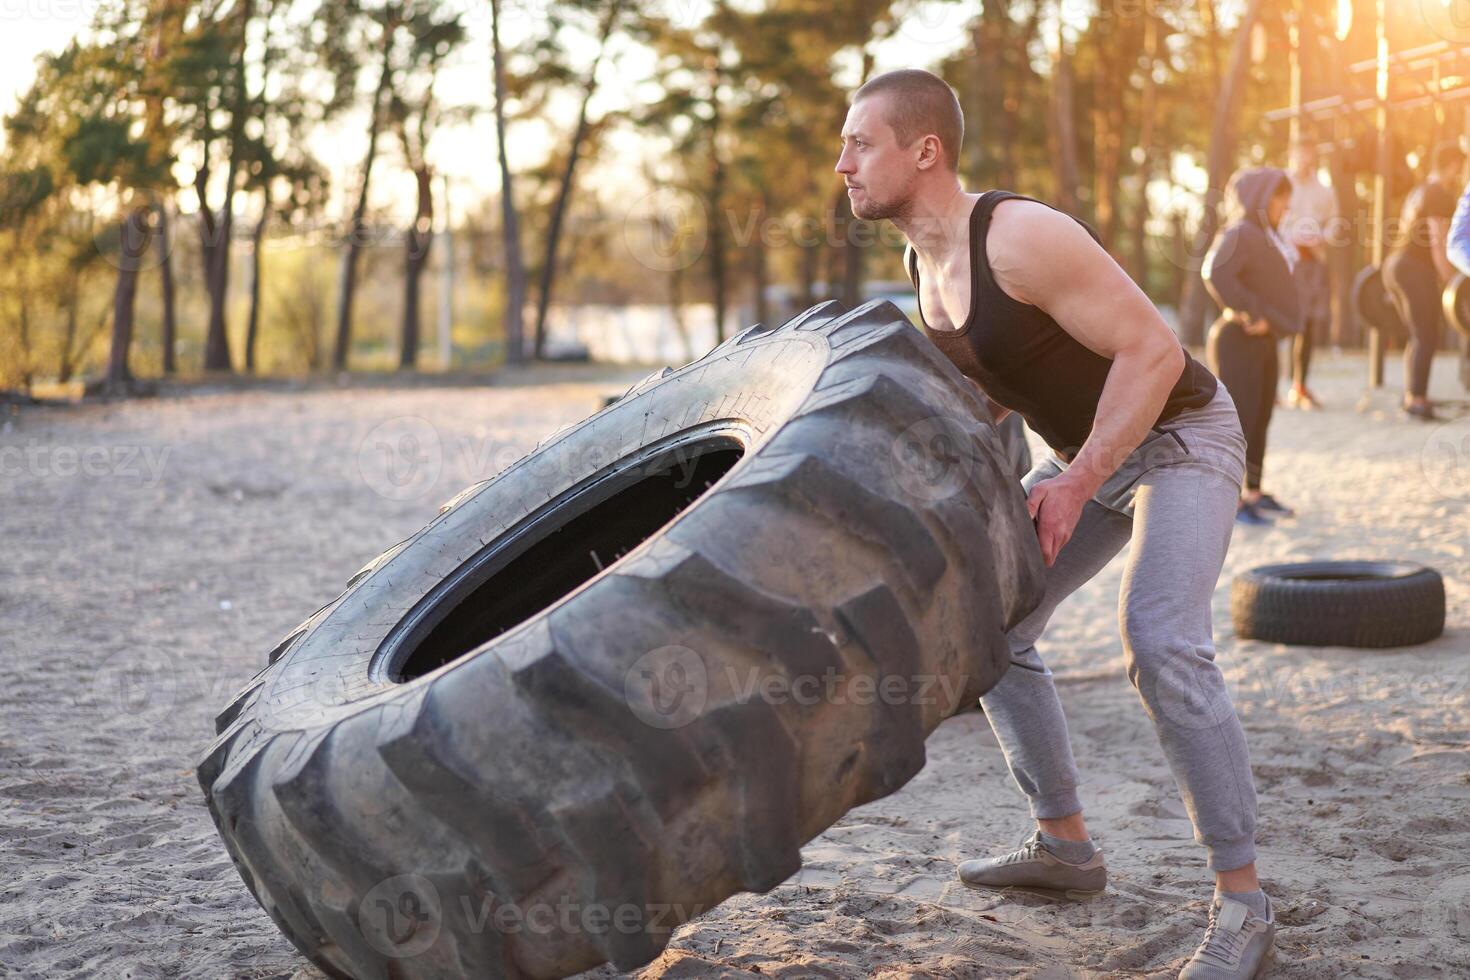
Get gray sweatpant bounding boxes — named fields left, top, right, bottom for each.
left=980, top=381, right=1259, bottom=872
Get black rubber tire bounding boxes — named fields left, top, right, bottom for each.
left=1442, top=273, right=1470, bottom=341
left=198, top=299, right=1046, bottom=980
left=1231, top=560, right=1445, bottom=648
left=1352, top=264, right=1407, bottom=341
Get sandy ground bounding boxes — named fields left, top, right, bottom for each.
left=3, top=349, right=1469, bottom=980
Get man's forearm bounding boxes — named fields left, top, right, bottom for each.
left=1063, top=342, right=1183, bottom=496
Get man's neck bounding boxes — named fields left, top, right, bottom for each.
left=891, top=181, right=979, bottom=266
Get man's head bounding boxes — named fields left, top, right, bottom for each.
left=835, top=69, right=963, bottom=221
left=1432, top=138, right=1465, bottom=182
left=1289, top=137, right=1319, bottom=174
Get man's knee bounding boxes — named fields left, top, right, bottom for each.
left=1118, top=603, right=1194, bottom=687
left=1120, top=612, right=1235, bottom=729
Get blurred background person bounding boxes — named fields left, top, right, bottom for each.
left=1383, top=139, right=1463, bottom=421
left=1445, top=170, right=1470, bottom=392
left=1203, top=168, right=1303, bottom=525
left=1282, top=137, right=1336, bottom=410
left=1446, top=172, right=1470, bottom=276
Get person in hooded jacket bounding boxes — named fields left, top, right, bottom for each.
left=1202, top=168, right=1302, bottom=525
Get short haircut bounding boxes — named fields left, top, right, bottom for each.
left=1433, top=138, right=1465, bottom=173
left=852, top=69, right=964, bottom=172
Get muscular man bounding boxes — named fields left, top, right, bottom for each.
left=835, top=69, right=1272, bottom=980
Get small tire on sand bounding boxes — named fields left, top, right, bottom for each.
left=198, top=299, right=1045, bottom=980
left=1231, top=560, right=1445, bottom=649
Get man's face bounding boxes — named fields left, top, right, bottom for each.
left=835, top=96, right=918, bottom=221
left=1291, top=143, right=1318, bottom=173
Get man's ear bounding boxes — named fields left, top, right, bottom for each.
left=915, top=134, right=942, bottom=172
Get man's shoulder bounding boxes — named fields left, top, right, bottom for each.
left=986, top=194, right=1100, bottom=264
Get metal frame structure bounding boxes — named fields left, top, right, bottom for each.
left=1264, top=6, right=1470, bottom=393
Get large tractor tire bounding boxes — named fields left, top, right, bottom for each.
left=198, top=299, right=1045, bottom=979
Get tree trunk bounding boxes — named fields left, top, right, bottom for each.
left=490, top=0, right=527, bottom=365
left=401, top=166, right=434, bottom=370
left=1050, top=10, right=1080, bottom=213
left=143, top=3, right=177, bottom=376
left=532, top=0, right=620, bottom=359
left=105, top=208, right=153, bottom=392
left=1200, top=0, right=1222, bottom=93
left=707, top=86, right=727, bottom=344
left=245, top=191, right=269, bottom=373
left=835, top=185, right=863, bottom=308
left=996, top=33, right=1018, bottom=190
left=1324, top=40, right=1358, bottom=348
left=750, top=198, right=770, bottom=325
left=969, top=13, right=995, bottom=188
left=1329, top=131, right=1358, bottom=348
left=195, top=167, right=219, bottom=301
left=156, top=203, right=178, bottom=375
left=1129, top=10, right=1160, bottom=285
left=17, top=293, right=33, bottom=393
left=799, top=240, right=818, bottom=309
left=334, top=31, right=395, bottom=372
left=1090, top=12, right=1136, bottom=252
left=59, top=280, right=78, bottom=383
left=1178, top=0, right=1262, bottom=346
left=669, top=263, right=694, bottom=361
left=202, top=0, right=254, bottom=373
left=1170, top=208, right=1188, bottom=312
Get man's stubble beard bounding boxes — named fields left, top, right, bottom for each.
left=852, top=183, right=915, bottom=222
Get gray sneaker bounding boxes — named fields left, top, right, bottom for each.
left=1179, top=895, right=1276, bottom=979
left=955, top=830, right=1107, bottom=900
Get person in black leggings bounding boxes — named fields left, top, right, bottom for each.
left=1384, top=139, right=1464, bottom=421
left=1202, top=168, right=1302, bottom=525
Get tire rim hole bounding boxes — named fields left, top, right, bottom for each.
left=389, top=433, right=746, bottom=682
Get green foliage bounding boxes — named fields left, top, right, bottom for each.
left=0, top=0, right=1459, bottom=390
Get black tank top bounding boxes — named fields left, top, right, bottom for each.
left=904, top=190, right=1218, bottom=460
